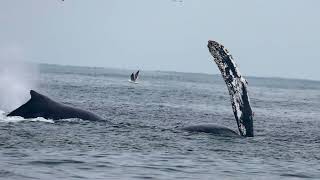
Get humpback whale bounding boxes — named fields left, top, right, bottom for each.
left=182, top=124, right=239, bottom=137
left=183, top=40, right=254, bottom=137
left=129, top=70, right=140, bottom=83
left=7, top=90, right=103, bottom=121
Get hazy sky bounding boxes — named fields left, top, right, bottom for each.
left=1, top=0, right=320, bottom=80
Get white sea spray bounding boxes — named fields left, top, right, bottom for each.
left=0, top=45, right=39, bottom=112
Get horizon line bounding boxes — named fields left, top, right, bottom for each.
left=33, top=62, right=320, bottom=83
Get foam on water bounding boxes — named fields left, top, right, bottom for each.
left=128, top=79, right=139, bottom=84
left=0, top=110, right=54, bottom=123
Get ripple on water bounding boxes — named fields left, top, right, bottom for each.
left=280, top=173, right=313, bottom=179
left=0, top=169, right=33, bottom=179
left=29, top=159, right=85, bottom=166
left=0, top=170, right=15, bottom=178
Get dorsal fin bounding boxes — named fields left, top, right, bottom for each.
left=30, top=90, right=46, bottom=101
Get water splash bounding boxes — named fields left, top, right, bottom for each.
left=0, top=110, right=54, bottom=123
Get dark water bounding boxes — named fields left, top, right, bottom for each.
left=1, top=64, right=320, bottom=179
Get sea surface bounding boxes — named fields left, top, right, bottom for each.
left=0, top=64, right=320, bottom=179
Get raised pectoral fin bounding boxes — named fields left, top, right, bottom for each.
left=207, top=40, right=254, bottom=137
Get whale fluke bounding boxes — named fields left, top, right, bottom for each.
left=134, top=70, right=140, bottom=81
left=207, top=40, right=254, bottom=137
left=130, top=73, right=135, bottom=82
left=129, top=70, right=140, bottom=83
left=7, top=90, right=103, bottom=121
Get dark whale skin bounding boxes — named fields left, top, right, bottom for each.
left=7, top=90, right=103, bottom=121
left=183, top=40, right=254, bottom=137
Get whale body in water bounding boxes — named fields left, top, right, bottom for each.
left=183, top=40, right=254, bottom=137
left=6, top=40, right=253, bottom=137
left=7, top=90, right=103, bottom=121
left=182, top=124, right=239, bottom=137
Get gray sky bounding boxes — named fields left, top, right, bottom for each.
left=1, top=0, right=320, bottom=80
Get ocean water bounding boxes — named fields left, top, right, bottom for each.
left=0, top=64, right=320, bottom=179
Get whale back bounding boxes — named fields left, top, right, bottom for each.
left=182, top=124, right=239, bottom=137
left=7, top=90, right=103, bottom=121
left=7, top=90, right=55, bottom=119
left=207, top=40, right=254, bottom=137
